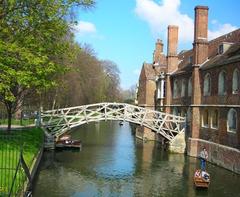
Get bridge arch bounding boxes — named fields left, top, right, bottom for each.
left=41, top=103, right=185, bottom=142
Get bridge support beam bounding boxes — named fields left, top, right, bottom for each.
left=136, top=126, right=155, bottom=141
left=135, top=126, right=166, bottom=145
left=169, top=131, right=186, bottom=153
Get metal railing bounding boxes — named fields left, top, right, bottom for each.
left=0, top=135, right=30, bottom=197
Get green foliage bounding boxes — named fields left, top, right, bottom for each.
left=0, top=41, right=62, bottom=101
left=47, top=44, right=123, bottom=108
left=0, top=0, right=95, bottom=129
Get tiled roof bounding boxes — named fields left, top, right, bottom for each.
left=201, top=43, right=240, bottom=70
left=172, top=28, right=240, bottom=76
left=171, top=50, right=193, bottom=76
left=143, top=63, right=166, bottom=80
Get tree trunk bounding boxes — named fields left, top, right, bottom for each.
left=7, top=108, right=12, bottom=132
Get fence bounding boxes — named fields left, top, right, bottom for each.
left=0, top=135, right=30, bottom=197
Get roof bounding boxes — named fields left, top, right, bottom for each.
left=171, top=50, right=193, bottom=76
left=200, top=43, right=240, bottom=70
left=172, top=28, right=240, bottom=76
left=142, top=62, right=166, bottom=80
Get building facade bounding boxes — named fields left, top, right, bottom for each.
left=136, top=39, right=167, bottom=141
left=137, top=5, right=240, bottom=173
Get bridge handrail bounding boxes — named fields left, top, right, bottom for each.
left=41, top=102, right=185, bottom=121
left=41, top=102, right=186, bottom=141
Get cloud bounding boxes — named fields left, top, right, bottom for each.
left=133, top=69, right=141, bottom=75
left=72, top=21, right=97, bottom=36
left=135, top=0, right=238, bottom=45
left=134, top=0, right=194, bottom=42
left=208, top=23, right=238, bottom=40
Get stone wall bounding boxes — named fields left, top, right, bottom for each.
left=188, top=137, right=240, bottom=174
left=169, top=131, right=186, bottom=153
left=136, top=126, right=156, bottom=141
left=135, top=126, right=167, bottom=144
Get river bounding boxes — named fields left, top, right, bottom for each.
left=33, top=121, right=240, bottom=197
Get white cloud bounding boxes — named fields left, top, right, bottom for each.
left=72, top=21, right=97, bottom=36
left=135, top=0, right=238, bottom=45
left=134, top=0, right=194, bottom=42
left=211, top=19, right=218, bottom=25
left=133, top=69, right=141, bottom=75
left=208, top=23, right=238, bottom=40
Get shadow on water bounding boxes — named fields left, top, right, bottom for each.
left=33, top=121, right=240, bottom=197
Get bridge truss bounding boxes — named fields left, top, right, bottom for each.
left=41, top=103, right=186, bottom=141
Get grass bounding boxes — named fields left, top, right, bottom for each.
left=0, top=128, right=44, bottom=196
left=0, top=119, right=35, bottom=126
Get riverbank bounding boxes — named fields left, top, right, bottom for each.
left=188, top=138, right=240, bottom=174
left=33, top=121, right=240, bottom=197
left=0, top=127, right=44, bottom=196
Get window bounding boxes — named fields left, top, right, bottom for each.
left=181, top=79, right=186, bottom=97
left=188, top=77, right=192, bottom=97
left=232, top=69, right=240, bottom=94
left=173, top=107, right=179, bottom=116
left=187, top=107, right=192, bottom=122
left=218, top=42, right=232, bottom=54
left=203, top=73, right=211, bottom=96
left=211, top=109, right=219, bottom=129
left=218, top=71, right=227, bottom=95
left=163, top=82, right=166, bottom=98
left=189, top=56, right=193, bottom=64
left=227, top=108, right=237, bottom=132
left=156, top=80, right=161, bottom=99
left=202, top=109, right=209, bottom=127
left=181, top=109, right=187, bottom=117
left=173, top=79, right=179, bottom=98
left=218, top=44, right=224, bottom=54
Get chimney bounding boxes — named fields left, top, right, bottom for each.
left=191, top=6, right=209, bottom=139
left=153, top=39, right=163, bottom=65
left=167, top=25, right=178, bottom=73
left=193, top=6, right=209, bottom=64
left=165, top=25, right=178, bottom=114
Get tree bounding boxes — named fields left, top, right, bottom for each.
left=101, top=60, right=121, bottom=102
left=0, top=0, right=95, bottom=131
left=121, top=85, right=137, bottom=104
left=39, top=45, right=123, bottom=108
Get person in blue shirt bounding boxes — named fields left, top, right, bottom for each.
left=199, top=147, right=208, bottom=171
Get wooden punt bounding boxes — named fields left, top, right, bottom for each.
left=194, top=169, right=210, bottom=188
left=55, top=135, right=82, bottom=149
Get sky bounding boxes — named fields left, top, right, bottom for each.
left=74, top=0, right=240, bottom=90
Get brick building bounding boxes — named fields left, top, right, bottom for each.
left=137, top=5, right=240, bottom=173
left=136, top=39, right=167, bottom=141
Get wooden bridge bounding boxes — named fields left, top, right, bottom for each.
left=40, top=102, right=186, bottom=142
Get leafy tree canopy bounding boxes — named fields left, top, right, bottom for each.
left=0, top=0, right=95, bottom=130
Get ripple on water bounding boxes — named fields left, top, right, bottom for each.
left=33, top=122, right=240, bottom=197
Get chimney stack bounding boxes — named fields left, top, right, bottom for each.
left=191, top=6, right=209, bottom=139
left=156, top=39, right=163, bottom=52
left=167, top=26, right=178, bottom=56
left=153, top=39, right=164, bottom=64
left=193, top=6, right=209, bottom=65
left=165, top=25, right=179, bottom=114
left=167, top=25, right=179, bottom=73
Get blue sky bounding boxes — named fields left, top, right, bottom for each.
left=74, top=0, right=240, bottom=90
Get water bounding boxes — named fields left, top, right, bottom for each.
left=33, top=122, right=240, bottom=197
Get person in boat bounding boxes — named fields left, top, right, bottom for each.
left=194, top=169, right=201, bottom=177
left=199, top=147, right=208, bottom=171
left=201, top=170, right=210, bottom=180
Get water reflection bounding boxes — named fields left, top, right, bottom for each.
left=33, top=121, right=240, bottom=197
